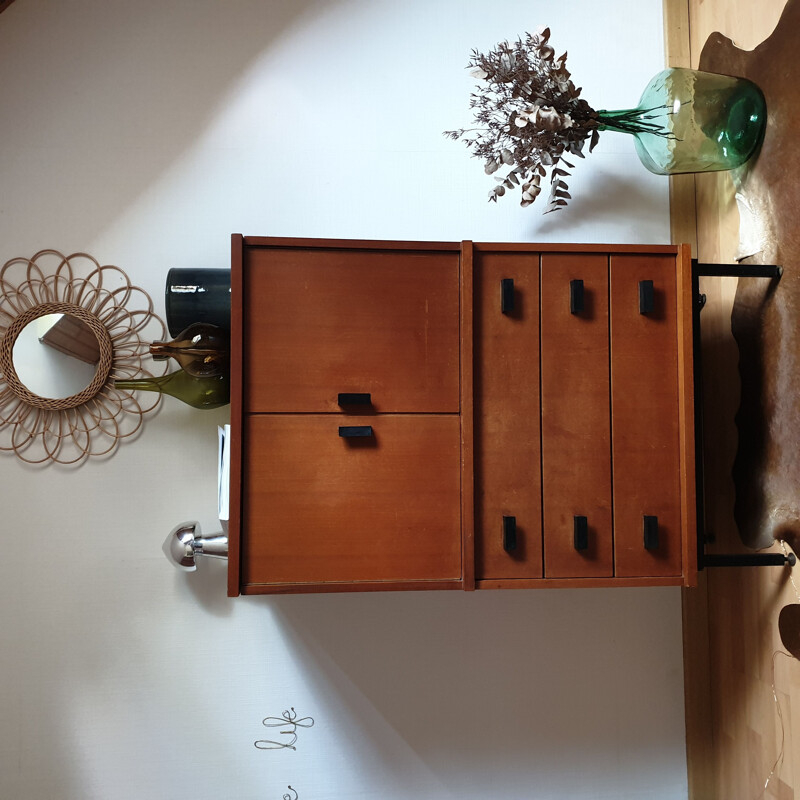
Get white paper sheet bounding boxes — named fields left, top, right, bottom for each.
left=218, top=424, right=230, bottom=522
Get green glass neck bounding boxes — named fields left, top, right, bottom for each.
left=114, top=378, right=163, bottom=392
left=595, top=107, right=671, bottom=137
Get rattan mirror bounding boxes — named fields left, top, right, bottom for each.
left=0, top=249, right=166, bottom=464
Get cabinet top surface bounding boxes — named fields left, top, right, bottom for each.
left=236, top=235, right=682, bottom=255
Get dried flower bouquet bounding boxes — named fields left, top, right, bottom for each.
left=445, top=28, right=673, bottom=212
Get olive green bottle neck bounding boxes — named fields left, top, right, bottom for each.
left=114, top=377, right=164, bottom=392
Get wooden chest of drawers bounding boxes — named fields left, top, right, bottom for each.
left=228, top=236, right=696, bottom=595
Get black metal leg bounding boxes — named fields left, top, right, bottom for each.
left=692, top=259, right=783, bottom=279
left=692, top=257, right=789, bottom=570
left=692, top=268, right=708, bottom=573
left=701, top=552, right=796, bottom=568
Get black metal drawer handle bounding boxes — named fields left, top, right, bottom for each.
left=503, top=515, right=517, bottom=553
left=570, top=279, right=584, bottom=314
left=573, top=515, right=588, bottom=550
left=338, top=426, right=373, bottom=438
left=639, top=280, right=654, bottom=314
left=643, top=515, right=659, bottom=550
left=338, top=392, right=372, bottom=406
left=501, top=278, right=515, bottom=314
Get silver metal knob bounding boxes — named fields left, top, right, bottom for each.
left=163, top=520, right=228, bottom=571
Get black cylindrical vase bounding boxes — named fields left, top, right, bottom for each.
left=165, top=268, right=231, bottom=336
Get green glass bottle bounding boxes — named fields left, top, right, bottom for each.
left=114, top=370, right=230, bottom=409
left=149, top=322, right=230, bottom=377
left=597, top=68, right=766, bottom=175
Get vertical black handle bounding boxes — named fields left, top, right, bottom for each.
left=570, top=279, right=584, bottom=314
left=643, top=515, right=659, bottom=550
left=503, top=515, right=517, bottom=553
left=501, top=278, right=515, bottom=314
left=573, top=515, right=588, bottom=550
left=639, top=280, right=654, bottom=314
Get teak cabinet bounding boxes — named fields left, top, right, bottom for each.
left=228, top=236, right=697, bottom=596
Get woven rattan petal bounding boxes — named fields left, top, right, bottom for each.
left=0, top=250, right=166, bottom=465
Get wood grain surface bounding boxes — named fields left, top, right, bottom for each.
left=460, top=241, right=476, bottom=590
left=540, top=253, right=613, bottom=578
left=610, top=254, right=682, bottom=577
left=242, top=414, right=462, bottom=587
left=473, top=250, right=543, bottom=580
left=228, top=234, right=244, bottom=597
left=698, top=0, right=800, bottom=553
left=672, top=2, right=800, bottom=799
left=243, top=245, right=460, bottom=413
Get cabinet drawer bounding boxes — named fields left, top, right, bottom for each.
left=241, top=414, right=462, bottom=586
left=243, top=246, right=460, bottom=413
left=474, top=251, right=542, bottom=580
left=540, top=254, right=613, bottom=578
left=610, top=255, right=682, bottom=577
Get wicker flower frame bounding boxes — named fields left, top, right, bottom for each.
left=0, top=250, right=166, bottom=465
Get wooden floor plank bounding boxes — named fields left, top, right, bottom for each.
left=673, top=2, right=800, bottom=798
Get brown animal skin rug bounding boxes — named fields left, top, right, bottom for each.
left=700, top=0, right=800, bottom=554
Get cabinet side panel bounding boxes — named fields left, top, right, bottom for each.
left=610, top=254, right=682, bottom=577
left=474, top=251, right=543, bottom=580
left=676, top=243, right=697, bottom=586
left=228, top=234, right=244, bottom=597
left=540, top=254, right=613, bottom=578
left=460, top=241, right=475, bottom=590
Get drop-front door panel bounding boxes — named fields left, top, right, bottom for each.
left=243, top=246, right=460, bottom=413
left=242, top=414, right=462, bottom=588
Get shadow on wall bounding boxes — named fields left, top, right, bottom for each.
left=532, top=170, right=667, bottom=237
left=0, top=0, right=326, bottom=249
left=261, top=588, right=685, bottom=797
left=179, top=553, right=235, bottom=618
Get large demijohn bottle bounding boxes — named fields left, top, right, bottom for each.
left=597, top=67, right=766, bottom=174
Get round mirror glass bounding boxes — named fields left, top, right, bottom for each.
left=12, top=313, right=101, bottom=399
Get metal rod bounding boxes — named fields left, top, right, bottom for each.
left=701, top=552, right=796, bottom=568
left=692, top=260, right=783, bottom=279
left=692, top=268, right=708, bottom=573
left=691, top=260, right=789, bottom=572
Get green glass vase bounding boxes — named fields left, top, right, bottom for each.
left=597, top=67, right=766, bottom=175
left=114, top=370, right=230, bottom=409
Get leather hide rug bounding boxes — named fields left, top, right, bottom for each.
left=700, top=0, right=800, bottom=554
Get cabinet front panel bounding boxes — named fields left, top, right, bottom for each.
left=243, top=247, right=460, bottom=413
left=242, top=414, right=462, bottom=586
left=474, top=252, right=543, bottom=580
left=610, top=255, right=682, bottom=577
left=540, top=254, right=613, bottom=578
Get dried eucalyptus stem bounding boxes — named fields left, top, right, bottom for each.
left=444, top=27, right=674, bottom=212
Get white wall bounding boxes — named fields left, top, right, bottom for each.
left=0, top=1, right=687, bottom=799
